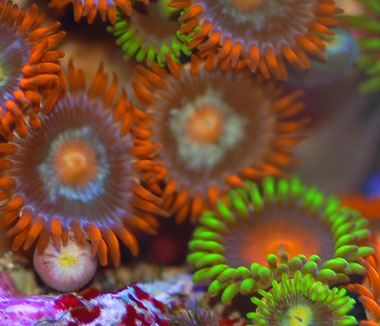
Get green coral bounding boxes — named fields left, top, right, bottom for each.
left=341, top=0, right=380, bottom=92
left=187, top=176, right=373, bottom=304
left=247, top=271, right=357, bottom=326
left=107, top=1, right=192, bottom=67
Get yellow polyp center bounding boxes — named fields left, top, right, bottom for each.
left=59, top=254, right=79, bottom=267
left=241, top=220, right=321, bottom=266
left=284, top=305, right=313, bottom=326
left=54, top=140, right=98, bottom=187
left=229, top=0, right=263, bottom=11
left=186, top=105, right=225, bottom=145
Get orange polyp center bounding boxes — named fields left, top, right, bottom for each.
left=186, top=105, right=225, bottom=145
left=241, top=220, right=321, bottom=265
left=229, top=0, right=263, bottom=11
left=54, top=140, right=98, bottom=187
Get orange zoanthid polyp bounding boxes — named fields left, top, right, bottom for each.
left=0, top=61, right=167, bottom=267
left=54, top=140, right=98, bottom=187
left=186, top=105, right=225, bottom=145
left=132, top=57, right=308, bottom=223
left=172, top=0, right=343, bottom=79
left=0, top=1, right=65, bottom=139
left=49, top=0, right=150, bottom=24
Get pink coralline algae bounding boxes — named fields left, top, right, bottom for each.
left=0, top=271, right=169, bottom=326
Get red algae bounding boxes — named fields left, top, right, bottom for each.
left=0, top=278, right=170, bottom=326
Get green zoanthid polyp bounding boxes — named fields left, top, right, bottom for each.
left=247, top=271, right=357, bottom=326
left=341, top=0, right=380, bottom=92
left=108, top=0, right=192, bottom=67
left=187, top=176, right=373, bottom=303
